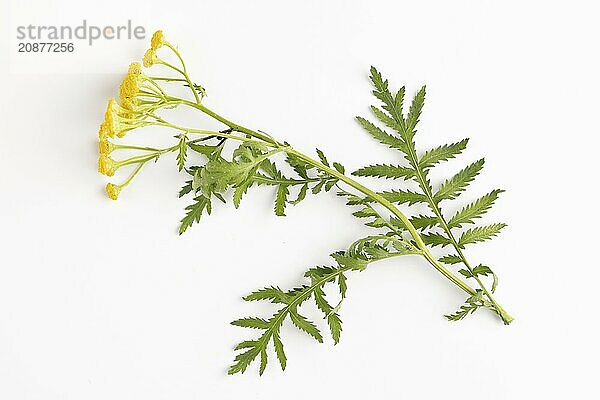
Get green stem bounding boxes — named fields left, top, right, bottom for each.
left=410, top=161, right=512, bottom=323
left=252, top=175, right=321, bottom=186
left=164, top=43, right=201, bottom=104
left=178, top=101, right=477, bottom=296
left=286, top=149, right=476, bottom=297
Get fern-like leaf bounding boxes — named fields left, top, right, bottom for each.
left=369, top=66, right=405, bottom=126
left=448, top=189, right=504, bottom=228
left=458, top=223, right=507, bottom=247
left=275, top=184, right=289, bottom=216
left=353, top=164, right=414, bottom=180
left=421, top=233, right=452, bottom=247
left=418, top=139, right=469, bottom=170
left=380, top=190, right=427, bottom=205
left=433, top=159, right=485, bottom=203
left=179, top=196, right=211, bottom=234
left=405, top=86, right=426, bottom=134
left=355, top=116, right=407, bottom=152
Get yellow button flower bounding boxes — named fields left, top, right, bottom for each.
left=98, top=122, right=112, bottom=139
left=98, top=139, right=115, bottom=155
left=105, top=183, right=122, bottom=200
left=98, top=154, right=117, bottom=176
left=143, top=48, right=158, bottom=67
left=119, top=74, right=140, bottom=101
left=128, top=62, right=142, bottom=75
left=151, top=30, right=165, bottom=50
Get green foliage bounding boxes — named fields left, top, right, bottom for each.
left=179, top=195, right=211, bottom=235
left=458, top=224, right=507, bottom=248
left=229, top=235, right=416, bottom=374
left=353, top=67, right=509, bottom=324
left=448, top=189, right=504, bottom=228
left=177, top=134, right=188, bottom=171
left=130, top=60, right=512, bottom=374
left=178, top=141, right=344, bottom=230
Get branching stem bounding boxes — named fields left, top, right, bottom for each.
left=177, top=100, right=481, bottom=299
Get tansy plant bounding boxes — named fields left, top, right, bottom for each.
left=98, top=31, right=514, bottom=375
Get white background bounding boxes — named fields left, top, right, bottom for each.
left=1, top=0, right=599, bottom=399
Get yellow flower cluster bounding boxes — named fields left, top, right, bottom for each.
left=143, top=30, right=167, bottom=67
left=98, top=154, right=118, bottom=177
left=98, top=30, right=167, bottom=201
left=98, top=138, right=115, bottom=155
left=151, top=30, right=165, bottom=50
left=97, top=98, right=134, bottom=139
left=143, top=48, right=158, bottom=67
left=105, top=183, right=122, bottom=200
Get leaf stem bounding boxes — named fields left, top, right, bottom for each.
left=173, top=99, right=476, bottom=297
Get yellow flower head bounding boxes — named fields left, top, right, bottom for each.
left=106, top=98, right=118, bottom=115
left=98, top=122, right=112, bottom=139
left=98, top=154, right=117, bottom=176
left=105, top=183, right=122, bottom=200
left=119, top=73, right=140, bottom=101
left=98, top=139, right=115, bottom=155
left=104, top=109, right=119, bottom=137
left=151, top=30, right=165, bottom=50
left=128, top=62, right=142, bottom=75
left=143, top=48, right=158, bottom=67
left=121, top=97, right=136, bottom=110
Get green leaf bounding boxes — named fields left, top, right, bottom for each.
left=338, top=273, right=347, bottom=298
left=316, top=148, right=330, bottom=166
left=405, top=86, right=426, bottom=134
left=188, top=143, right=218, bottom=156
left=439, top=254, right=462, bottom=265
left=445, top=302, right=480, bottom=321
left=460, top=265, right=498, bottom=293
left=311, top=180, right=325, bottom=194
left=433, top=159, right=485, bottom=203
left=369, top=66, right=405, bottom=126
left=289, top=309, right=323, bottom=343
left=275, top=184, right=289, bottom=216
left=289, top=184, right=308, bottom=205
left=179, top=196, right=211, bottom=234
left=179, top=180, right=193, bottom=197
left=286, top=154, right=311, bottom=179
left=421, top=233, right=452, bottom=247
left=379, top=190, right=427, bottom=205
left=227, top=347, right=260, bottom=375
left=356, top=116, right=407, bottom=153
left=243, top=287, right=288, bottom=303
left=353, top=164, right=415, bottom=180
left=233, top=178, right=254, bottom=208
left=304, top=266, right=337, bottom=280
left=370, top=106, right=403, bottom=132
left=458, top=223, right=507, bottom=247
left=327, top=311, right=342, bottom=344
left=448, top=189, right=504, bottom=228
left=313, top=289, right=342, bottom=344
left=234, top=340, right=259, bottom=350
left=192, top=169, right=202, bottom=192
left=410, top=214, right=438, bottom=230
left=272, top=331, right=286, bottom=371
left=177, top=135, right=187, bottom=171
left=418, top=139, right=469, bottom=170
left=231, top=317, right=270, bottom=330
left=259, top=349, right=267, bottom=375
left=331, top=252, right=368, bottom=271
left=333, top=162, right=345, bottom=174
